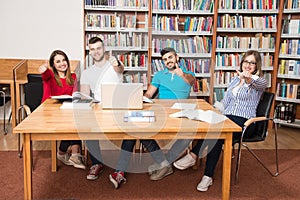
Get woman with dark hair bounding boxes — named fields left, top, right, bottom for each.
left=173, top=50, right=267, bottom=192
left=39, top=50, right=85, bottom=170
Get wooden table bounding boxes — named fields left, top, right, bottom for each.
left=13, top=99, right=241, bottom=200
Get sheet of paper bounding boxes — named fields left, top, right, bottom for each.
left=169, top=109, right=227, bottom=124
left=194, top=110, right=227, bottom=124
left=171, top=103, right=197, bottom=110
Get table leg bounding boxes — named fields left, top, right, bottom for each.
left=23, top=133, right=32, bottom=200
left=51, top=141, right=57, bottom=172
left=222, top=133, right=232, bottom=200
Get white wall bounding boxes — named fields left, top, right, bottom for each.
left=0, top=0, right=84, bottom=63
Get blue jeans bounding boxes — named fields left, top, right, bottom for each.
left=116, top=139, right=166, bottom=172
left=86, top=140, right=103, bottom=165
left=59, top=140, right=82, bottom=152
left=165, top=139, right=192, bottom=163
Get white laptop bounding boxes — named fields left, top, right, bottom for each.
left=101, top=83, right=143, bottom=109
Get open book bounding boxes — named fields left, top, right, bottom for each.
left=52, top=92, right=97, bottom=110
left=51, top=92, right=99, bottom=103
left=169, top=109, right=227, bottom=124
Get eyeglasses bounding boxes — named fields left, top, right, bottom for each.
left=242, top=60, right=256, bottom=67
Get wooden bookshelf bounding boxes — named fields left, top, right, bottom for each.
left=82, top=0, right=300, bottom=129
left=273, top=0, right=300, bottom=128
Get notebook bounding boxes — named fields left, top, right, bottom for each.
left=101, top=83, right=143, bottom=109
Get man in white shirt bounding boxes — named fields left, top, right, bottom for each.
left=80, top=36, right=124, bottom=180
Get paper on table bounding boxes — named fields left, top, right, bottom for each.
left=171, top=103, right=197, bottom=110
left=169, top=109, right=227, bottom=124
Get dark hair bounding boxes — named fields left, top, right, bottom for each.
left=89, top=36, right=104, bottom=45
left=240, top=50, right=262, bottom=76
left=49, top=50, right=74, bottom=87
left=160, top=47, right=177, bottom=57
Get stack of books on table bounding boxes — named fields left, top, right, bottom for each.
left=124, top=110, right=155, bottom=122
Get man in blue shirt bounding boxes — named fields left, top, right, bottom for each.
left=109, top=47, right=195, bottom=189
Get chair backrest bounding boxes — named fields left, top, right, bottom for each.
left=24, top=74, right=43, bottom=112
left=27, top=73, right=43, bottom=83
left=252, top=92, right=275, bottom=140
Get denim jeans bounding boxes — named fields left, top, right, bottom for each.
left=85, top=140, right=103, bottom=165
left=59, top=140, right=82, bottom=152
left=165, top=139, right=192, bottom=163
left=116, top=139, right=166, bottom=172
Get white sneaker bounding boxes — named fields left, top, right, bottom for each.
left=197, top=175, right=213, bottom=192
left=173, top=154, right=196, bottom=170
left=69, top=154, right=86, bottom=170
left=57, top=152, right=72, bottom=166
left=148, top=162, right=161, bottom=175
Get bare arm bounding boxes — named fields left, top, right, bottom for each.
left=174, top=68, right=195, bottom=85
left=181, top=73, right=196, bottom=85
left=144, top=84, right=158, bottom=98
left=80, top=84, right=91, bottom=96
left=109, top=56, right=124, bottom=74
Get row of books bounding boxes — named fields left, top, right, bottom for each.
left=152, top=0, right=213, bottom=11
left=280, top=39, right=300, bottom=55
left=86, top=33, right=148, bottom=49
left=278, top=60, right=300, bottom=76
left=274, top=102, right=297, bottom=123
left=214, top=88, right=225, bottom=102
left=216, top=34, right=275, bottom=50
left=219, top=0, right=277, bottom=10
left=152, top=15, right=213, bottom=32
left=151, top=58, right=211, bottom=74
left=86, top=14, right=137, bottom=29
left=215, top=52, right=273, bottom=68
left=152, top=36, right=212, bottom=54
left=214, top=71, right=237, bottom=86
left=123, top=72, right=148, bottom=90
left=192, top=78, right=209, bottom=93
left=85, top=0, right=148, bottom=7
left=179, top=58, right=210, bottom=74
left=284, top=0, right=300, bottom=9
left=117, top=53, right=148, bottom=68
left=276, top=81, right=300, bottom=99
left=217, top=14, right=276, bottom=29
left=183, top=16, right=213, bottom=32
left=282, top=19, right=300, bottom=35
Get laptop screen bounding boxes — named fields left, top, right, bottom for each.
left=101, top=83, right=143, bottom=109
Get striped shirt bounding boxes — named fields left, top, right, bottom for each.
left=222, top=75, right=267, bottom=119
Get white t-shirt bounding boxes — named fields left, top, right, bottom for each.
left=80, top=61, right=123, bottom=101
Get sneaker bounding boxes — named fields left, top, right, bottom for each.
left=87, top=164, right=104, bottom=180
left=148, top=162, right=161, bottom=175
left=173, top=153, right=196, bottom=170
left=149, top=165, right=173, bottom=181
left=197, top=175, right=213, bottom=192
left=57, top=152, right=72, bottom=166
left=109, top=171, right=126, bottom=189
left=69, top=154, right=86, bottom=170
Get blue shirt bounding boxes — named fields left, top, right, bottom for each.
left=151, top=67, right=195, bottom=99
left=222, top=76, right=267, bottom=119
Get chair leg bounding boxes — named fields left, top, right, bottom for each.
left=234, top=142, right=243, bottom=184
left=242, top=123, right=279, bottom=177
left=18, top=134, right=23, bottom=158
